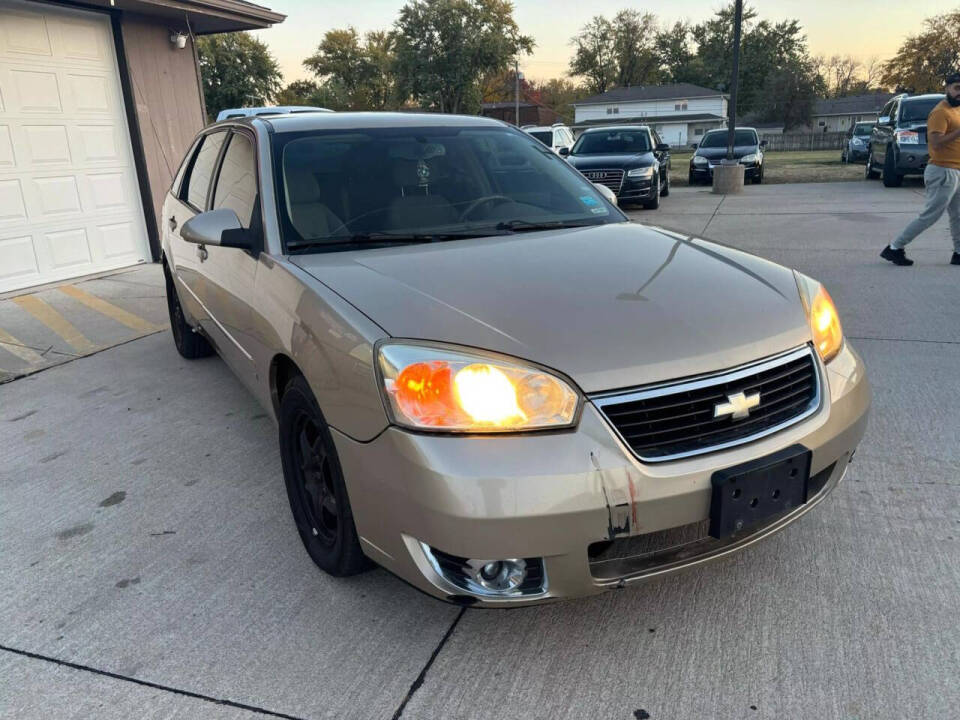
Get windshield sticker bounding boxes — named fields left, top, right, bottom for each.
left=579, top=195, right=599, bottom=206
left=590, top=207, right=608, bottom=214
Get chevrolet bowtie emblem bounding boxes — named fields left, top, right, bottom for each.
left=714, top=391, right=761, bottom=420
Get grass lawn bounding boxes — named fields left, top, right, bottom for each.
left=669, top=149, right=865, bottom=186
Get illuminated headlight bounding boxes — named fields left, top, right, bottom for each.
left=377, top=342, right=580, bottom=432
left=739, top=153, right=758, bottom=164
left=795, top=272, right=844, bottom=363
left=693, top=156, right=708, bottom=166
left=627, top=166, right=655, bottom=178
left=895, top=130, right=919, bottom=145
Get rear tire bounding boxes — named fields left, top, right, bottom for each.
left=163, top=262, right=213, bottom=359
left=660, top=170, right=670, bottom=197
left=278, top=375, right=369, bottom=577
left=865, top=151, right=880, bottom=179
left=643, top=173, right=661, bottom=209
left=883, top=149, right=903, bottom=187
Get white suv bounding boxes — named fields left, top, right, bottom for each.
left=523, top=124, right=576, bottom=155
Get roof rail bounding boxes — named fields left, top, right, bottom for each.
left=520, top=124, right=537, bottom=129
left=551, top=122, right=566, bottom=127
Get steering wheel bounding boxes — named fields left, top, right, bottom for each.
left=458, top=195, right=513, bottom=221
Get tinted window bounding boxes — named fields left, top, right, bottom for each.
left=184, top=131, right=227, bottom=209
left=529, top=131, right=552, bottom=146
left=213, top=133, right=257, bottom=228
left=273, top=125, right=623, bottom=250
left=572, top=130, right=651, bottom=154
left=853, top=123, right=873, bottom=136
left=900, top=97, right=942, bottom=123
left=880, top=101, right=894, bottom=119
left=699, top=130, right=758, bottom=148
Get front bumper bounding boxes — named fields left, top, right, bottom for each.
left=896, top=146, right=929, bottom=174
left=690, top=162, right=760, bottom=180
left=616, top=176, right=656, bottom=203
left=334, top=342, right=870, bottom=606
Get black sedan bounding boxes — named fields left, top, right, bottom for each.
left=564, top=126, right=670, bottom=209
left=689, top=128, right=765, bottom=184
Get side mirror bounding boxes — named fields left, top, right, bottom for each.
left=690, top=143, right=698, bottom=149
left=759, top=140, right=767, bottom=148
left=180, top=208, right=254, bottom=250
left=656, top=143, right=670, bottom=152
left=592, top=182, right=618, bottom=207
left=558, top=146, right=570, bottom=157
left=878, top=115, right=891, bottom=126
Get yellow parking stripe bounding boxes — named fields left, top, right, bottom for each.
left=58, top=285, right=161, bottom=333
left=0, top=327, right=46, bottom=367
left=12, top=295, right=97, bottom=354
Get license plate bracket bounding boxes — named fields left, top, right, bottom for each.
left=709, top=445, right=811, bottom=539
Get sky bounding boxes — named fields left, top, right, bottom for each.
left=252, top=0, right=959, bottom=85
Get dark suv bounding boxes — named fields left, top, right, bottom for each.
left=865, top=93, right=944, bottom=186
left=565, top=125, right=671, bottom=209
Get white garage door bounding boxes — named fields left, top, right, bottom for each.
left=0, top=0, right=150, bottom=293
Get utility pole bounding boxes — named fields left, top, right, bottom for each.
left=514, top=57, right=521, bottom=126
left=726, top=0, right=743, bottom=161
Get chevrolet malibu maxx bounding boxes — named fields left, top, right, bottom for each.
left=162, top=113, right=870, bottom=606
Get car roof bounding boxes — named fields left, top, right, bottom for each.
left=900, top=93, right=944, bottom=103
left=582, top=125, right=649, bottom=133
left=524, top=126, right=556, bottom=132
left=703, top=127, right=757, bottom=134
left=248, top=111, right=508, bottom=134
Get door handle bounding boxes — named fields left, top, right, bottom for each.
left=168, top=216, right=177, bottom=231
left=196, top=244, right=208, bottom=262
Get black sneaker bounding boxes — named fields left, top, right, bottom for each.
left=881, top=246, right=914, bottom=266
left=951, top=252, right=960, bottom=265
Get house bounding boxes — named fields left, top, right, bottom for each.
left=810, top=92, right=895, bottom=133
left=570, top=83, right=728, bottom=146
left=480, top=102, right=561, bottom=127
left=0, top=0, right=284, bottom=294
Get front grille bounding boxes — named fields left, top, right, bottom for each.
left=580, top=168, right=624, bottom=193
left=593, top=347, right=820, bottom=462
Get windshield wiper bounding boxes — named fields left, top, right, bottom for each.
left=286, top=230, right=506, bottom=254
left=491, top=219, right=601, bottom=233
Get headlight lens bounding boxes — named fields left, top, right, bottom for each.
left=795, top=272, right=844, bottom=363
left=627, top=166, right=654, bottom=178
left=377, top=343, right=580, bottom=432
left=693, top=156, right=708, bottom=166
left=851, top=138, right=864, bottom=146
left=740, top=153, right=758, bottom=163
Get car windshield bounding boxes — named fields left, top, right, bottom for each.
left=528, top=131, right=553, bottom=147
left=571, top=129, right=650, bottom=155
left=853, top=123, right=873, bottom=136
left=699, top=130, right=757, bottom=148
left=272, top=125, right=623, bottom=251
left=900, top=98, right=942, bottom=123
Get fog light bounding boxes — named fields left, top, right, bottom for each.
left=470, top=558, right=526, bottom=592
left=420, top=543, right=546, bottom=597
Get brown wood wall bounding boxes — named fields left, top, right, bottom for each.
left=119, top=13, right=205, bottom=244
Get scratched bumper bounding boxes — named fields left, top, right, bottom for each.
left=333, top=343, right=869, bottom=606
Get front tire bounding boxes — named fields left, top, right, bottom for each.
left=163, top=263, right=213, bottom=359
left=278, top=375, right=369, bottom=577
left=752, top=166, right=763, bottom=184
left=883, top=149, right=903, bottom=187
left=660, top=170, right=670, bottom=197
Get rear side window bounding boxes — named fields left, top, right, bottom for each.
left=183, top=131, right=227, bottom=209
left=212, top=133, right=258, bottom=228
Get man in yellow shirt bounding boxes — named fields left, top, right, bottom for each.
left=882, top=72, right=960, bottom=266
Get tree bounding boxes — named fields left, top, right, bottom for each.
left=880, top=10, right=960, bottom=93
left=393, top=0, right=533, bottom=114
left=196, top=33, right=282, bottom=119
left=568, top=16, right=616, bottom=95
left=535, top=78, right=588, bottom=124
left=756, top=56, right=825, bottom=129
left=612, top=10, right=661, bottom=87
left=275, top=79, right=321, bottom=106
left=303, top=28, right=399, bottom=110
left=657, top=21, right=703, bottom=84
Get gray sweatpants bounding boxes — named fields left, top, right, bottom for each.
left=892, top=163, right=960, bottom=251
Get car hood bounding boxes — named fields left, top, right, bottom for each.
left=291, top=223, right=812, bottom=393
left=695, top=145, right=758, bottom=160
left=568, top=153, right=654, bottom=169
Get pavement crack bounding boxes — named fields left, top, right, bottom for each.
left=701, top=194, right=726, bottom=235
left=0, top=644, right=307, bottom=720
left=391, top=607, right=466, bottom=720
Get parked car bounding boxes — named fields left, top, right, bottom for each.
left=865, top=93, right=944, bottom=187
left=689, top=128, right=765, bottom=184
left=162, top=112, right=869, bottom=606
left=565, top=125, right=670, bottom=209
left=215, top=105, right=333, bottom=121
left=523, top=123, right=576, bottom=155
left=842, top=122, right=875, bottom=164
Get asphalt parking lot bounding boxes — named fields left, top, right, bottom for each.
left=2, top=181, right=958, bottom=720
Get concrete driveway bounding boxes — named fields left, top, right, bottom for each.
left=1, top=182, right=957, bottom=719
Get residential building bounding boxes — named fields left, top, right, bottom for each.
left=570, top=83, right=728, bottom=146
left=810, top=92, right=895, bottom=133
left=0, top=0, right=284, bottom=294
left=480, top=102, right=561, bottom=127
